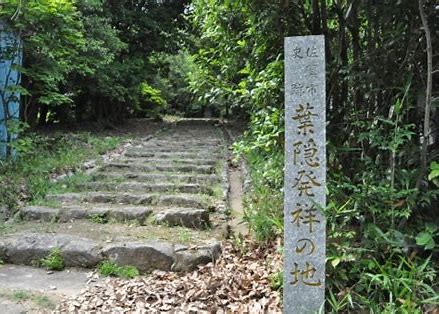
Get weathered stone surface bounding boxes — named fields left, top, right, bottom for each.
left=116, top=157, right=218, bottom=166
left=48, top=192, right=208, bottom=208
left=47, top=192, right=147, bottom=205
left=102, top=241, right=176, bottom=273
left=155, top=208, right=209, bottom=229
left=146, top=139, right=222, bottom=146
left=20, top=205, right=152, bottom=224
left=0, top=206, right=11, bottom=220
left=91, top=172, right=221, bottom=185
left=19, top=206, right=59, bottom=221
left=104, top=206, right=152, bottom=224
left=173, top=241, right=221, bottom=272
left=4, top=119, right=229, bottom=274
left=78, top=182, right=211, bottom=194
left=284, top=35, right=326, bottom=312
left=158, top=194, right=207, bottom=208
left=125, top=150, right=221, bottom=159
left=0, top=233, right=102, bottom=267
left=126, top=147, right=221, bottom=154
left=101, top=162, right=215, bottom=174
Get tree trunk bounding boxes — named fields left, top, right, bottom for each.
left=418, top=0, right=433, bottom=181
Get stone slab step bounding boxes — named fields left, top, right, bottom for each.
left=147, top=138, right=222, bottom=144
left=0, top=233, right=221, bottom=272
left=0, top=233, right=101, bottom=268
left=91, top=172, right=221, bottom=185
left=125, top=150, right=222, bottom=159
left=155, top=208, right=209, bottom=229
left=20, top=205, right=210, bottom=229
left=141, top=140, right=224, bottom=149
left=20, top=205, right=152, bottom=225
left=114, top=157, right=218, bottom=166
left=100, top=162, right=215, bottom=174
left=128, top=146, right=222, bottom=153
left=47, top=192, right=210, bottom=209
left=76, top=182, right=213, bottom=195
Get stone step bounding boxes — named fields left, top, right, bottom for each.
left=20, top=205, right=152, bottom=225
left=155, top=208, right=210, bottom=229
left=125, top=150, right=222, bottom=159
left=126, top=147, right=223, bottom=154
left=100, top=162, right=215, bottom=174
left=47, top=192, right=211, bottom=209
left=20, top=205, right=211, bottom=229
left=76, top=182, right=213, bottom=195
left=145, top=140, right=223, bottom=146
left=114, top=157, right=218, bottom=166
left=0, top=233, right=221, bottom=272
left=91, top=172, right=221, bottom=185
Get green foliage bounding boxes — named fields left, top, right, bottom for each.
left=89, top=213, right=108, bottom=224
left=149, top=51, right=196, bottom=115
left=416, top=224, right=438, bottom=251
left=428, top=162, right=439, bottom=187
left=135, top=82, right=167, bottom=118
left=270, top=271, right=283, bottom=291
left=0, top=0, right=187, bottom=126
left=98, top=261, right=139, bottom=279
left=40, top=248, right=64, bottom=271
left=193, top=1, right=439, bottom=311
left=0, top=132, right=121, bottom=210
left=241, top=149, right=283, bottom=242
left=0, top=290, right=55, bottom=309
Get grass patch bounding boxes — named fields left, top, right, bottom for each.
left=210, top=183, right=224, bottom=199
left=241, top=149, right=284, bottom=242
left=89, top=212, right=109, bottom=224
left=33, top=295, right=56, bottom=309
left=0, top=290, right=56, bottom=309
left=98, top=261, right=139, bottom=279
left=40, top=248, right=64, bottom=271
left=0, top=132, right=122, bottom=210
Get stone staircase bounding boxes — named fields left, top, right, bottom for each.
left=0, top=119, right=229, bottom=273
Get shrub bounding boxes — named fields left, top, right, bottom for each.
left=98, top=261, right=139, bottom=279
left=40, top=248, right=64, bottom=271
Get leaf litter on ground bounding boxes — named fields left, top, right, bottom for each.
left=56, top=239, right=282, bottom=313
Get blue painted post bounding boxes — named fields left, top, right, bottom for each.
left=0, top=21, right=22, bottom=159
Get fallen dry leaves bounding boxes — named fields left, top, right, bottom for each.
left=56, top=240, right=282, bottom=313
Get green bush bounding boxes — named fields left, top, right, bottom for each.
left=40, top=248, right=64, bottom=271
left=98, top=261, right=139, bottom=279
left=134, top=82, right=167, bottom=118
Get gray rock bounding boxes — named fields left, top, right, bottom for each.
left=104, top=206, right=152, bottom=224
left=0, top=206, right=11, bottom=220
left=20, top=206, right=59, bottom=221
left=47, top=192, right=153, bottom=206
left=0, top=233, right=102, bottom=267
left=155, top=208, right=209, bottom=229
left=118, top=157, right=217, bottom=166
left=125, top=150, right=220, bottom=159
left=102, top=241, right=176, bottom=273
left=20, top=205, right=152, bottom=225
left=158, top=194, right=207, bottom=208
left=101, top=163, right=215, bottom=174
left=78, top=182, right=210, bottom=194
left=173, top=241, right=222, bottom=272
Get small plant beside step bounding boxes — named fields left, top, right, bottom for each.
left=98, top=261, right=139, bottom=279
left=40, top=248, right=64, bottom=271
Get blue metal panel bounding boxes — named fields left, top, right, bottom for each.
left=0, top=21, right=22, bottom=159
